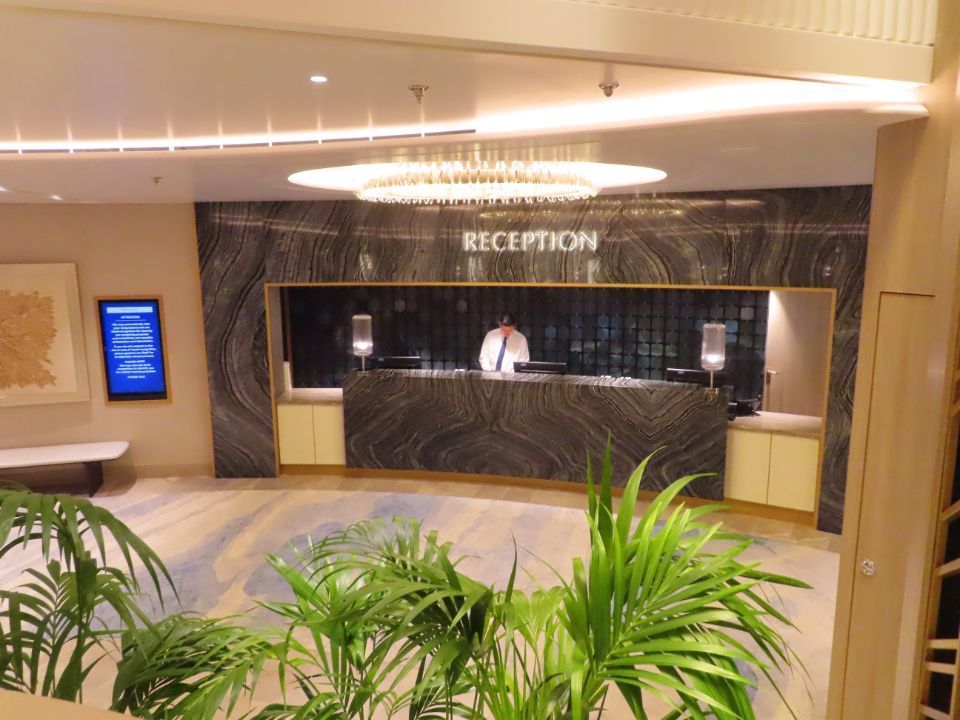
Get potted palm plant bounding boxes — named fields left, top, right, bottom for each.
left=0, top=446, right=809, bottom=719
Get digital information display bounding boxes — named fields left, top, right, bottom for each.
left=97, top=298, right=169, bottom=401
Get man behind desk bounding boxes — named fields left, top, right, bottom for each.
left=479, top=312, right=530, bottom=372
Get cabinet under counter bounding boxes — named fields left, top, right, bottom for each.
left=725, top=412, right=823, bottom=513
left=275, top=388, right=346, bottom=466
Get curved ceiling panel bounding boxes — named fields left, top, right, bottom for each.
left=570, top=0, right=939, bottom=45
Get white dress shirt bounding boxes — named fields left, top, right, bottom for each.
left=479, top=328, right=530, bottom=372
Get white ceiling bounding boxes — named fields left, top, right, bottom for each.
left=5, top=0, right=934, bottom=84
left=0, top=7, right=793, bottom=143
left=565, top=0, right=940, bottom=45
left=0, top=112, right=893, bottom=202
left=0, top=7, right=927, bottom=202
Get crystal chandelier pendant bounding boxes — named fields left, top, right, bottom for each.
left=288, top=161, right=667, bottom=201
left=355, top=160, right=600, bottom=204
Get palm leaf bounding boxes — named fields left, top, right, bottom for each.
left=0, top=487, right=174, bottom=602
left=558, top=445, right=810, bottom=719
left=111, top=614, right=278, bottom=720
left=0, top=556, right=148, bottom=702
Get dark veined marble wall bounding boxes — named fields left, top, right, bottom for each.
left=195, top=186, right=870, bottom=534
left=343, top=369, right=730, bottom=499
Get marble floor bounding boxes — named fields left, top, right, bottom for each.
left=0, top=472, right=840, bottom=718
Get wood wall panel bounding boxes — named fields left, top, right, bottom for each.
left=829, top=1, right=960, bottom=711
left=840, top=292, right=939, bottom=717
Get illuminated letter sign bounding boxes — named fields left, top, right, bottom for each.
left=462, top=230, right=600, bottom=253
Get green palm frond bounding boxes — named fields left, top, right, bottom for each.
left=258, top=518, right=494, bottom=720
left=309, top=519, right=492, bottom=677
left=253, top=692, right=349, bottom=720
left=0, top=555, right=148, bottom=702
left=0, top=487, right=174, bottom=600
left=111, top=614, right=279, bottom=720
left=469, top=588, right=576, bottom=720
left=0, top=446, right=810, bottom=720
left=0, top=486, right=176, bottom=708
left=560, top=446, right=811, bottom=719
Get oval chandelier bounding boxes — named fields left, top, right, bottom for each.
left=289, top=162, right=668, bottom=203
left=356, top=161, right=599, bottom=204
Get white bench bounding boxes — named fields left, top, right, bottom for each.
left=0, top=441, right=129, bottom=496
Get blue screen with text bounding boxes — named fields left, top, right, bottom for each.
left=99, top=300, right=167, bottom=397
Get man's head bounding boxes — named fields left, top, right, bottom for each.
left=499, top=312, right=517, bottom=337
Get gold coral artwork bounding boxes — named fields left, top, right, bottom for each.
left=0, top=289, right=58, bottom=389
left=0, top=264, right=89, bottom=407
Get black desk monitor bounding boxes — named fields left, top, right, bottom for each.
left=376, top=356, right=422, bottom=369
left=666, top=367, right=728, bottom=387
left=513, top=361, right=567, bottom=375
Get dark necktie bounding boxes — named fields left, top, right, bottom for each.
left=495, top=337, right=507, bottom=371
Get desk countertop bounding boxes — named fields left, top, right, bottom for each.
left=280, top=370, right=723, bottom=403
left=345, top=368, right=723, bottom=395
left=277, top=388, right=343, bottom=404
left=729, top=411, right=822, bottom=439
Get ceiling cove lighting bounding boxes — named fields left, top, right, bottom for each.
left=0, top=80, right=923, bottom=156
left=289, top=161, right=667, bottom=204
left=0, top=126, right=477, bottom=154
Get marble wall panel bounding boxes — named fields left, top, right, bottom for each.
left=195, top=186, right=870, bottom=532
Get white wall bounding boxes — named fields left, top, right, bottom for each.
left=764, top=289, right=833, bottom=417
left=0, top=204, right=213, bottom=478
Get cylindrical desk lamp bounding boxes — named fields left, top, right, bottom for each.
left=700, top=322, right=726, bottom=388
left=352, top=313, right=373, bottom=370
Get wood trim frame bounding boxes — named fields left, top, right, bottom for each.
left=264, top=286, right=282, bottom=477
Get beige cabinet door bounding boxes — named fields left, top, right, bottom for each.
left=313, top=404, right=346, bottom=465
left=276, top=404, right=316, bottom=465
left=767, top=434, right=819, bottom=511
left=725, top=429, right=771, bottom=504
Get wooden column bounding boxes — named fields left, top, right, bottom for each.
left=828, top=2, right=960, bottom=718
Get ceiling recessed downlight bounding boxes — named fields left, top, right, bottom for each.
left=309, top=75, right=328, bottom=84
left=289, top=161, right=666, bottom=204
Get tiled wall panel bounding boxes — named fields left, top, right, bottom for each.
left=288, top=285, right=768, bottom=396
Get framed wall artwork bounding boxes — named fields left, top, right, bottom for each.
left=0, top=263, right=90, bottom=407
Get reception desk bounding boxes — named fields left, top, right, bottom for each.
left=341, top=369, right=729, bottom=499
left=273, top=386, right=822, bottom=519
